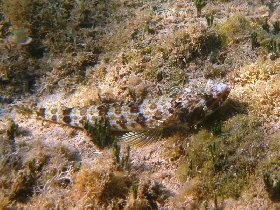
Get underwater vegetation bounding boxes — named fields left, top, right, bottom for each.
left=205, top=12, right=214, bottom=28
left=193, top=0, right=207, bottom=17
left=263, top=169, right=280, bottom=201
left=261, top=133, right=280, bottom=202
left=174, top=113, right=277, bottom=207
left=84, top=118, right=114, bottom=149
left=0, top=0, right=112, bottom=95
left=0, top=119, right=82, bottom=206
left=0, top=118, right=168, bottom=209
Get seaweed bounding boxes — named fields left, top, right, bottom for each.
left=265, top=39, right=278, bottom=54
left=273, top=21, right=280, bottom=34
left=262, top=18, right=270, bottom=33
left=176, top=114, right=265, bottom=200
left=84, top=117, right=115, bottom=149
left=251, top=32, right=260, bottom=50
left=205, top=13, right=214, bottom=27
left=193, top=0, right=207, bottom=17
left=263, top=169, right=280, bottom=201
left=112, top=140, right=131, bottom=170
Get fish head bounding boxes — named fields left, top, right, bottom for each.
left=203, top=80, right=231, bottom=116
left=174, top=80, right=231, bottom=125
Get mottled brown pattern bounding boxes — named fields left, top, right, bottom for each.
left=188, top=99, right=200, bottom=109
left=114, top=104, right=122, bottom=115
left=80, top=107, right=87, bottom=115
left=129, top=104, right=139, bottom=113
left=63, top=115, right=72, bottom=124
left=51, top=108, right=58, bottom=114
left=79, top=116, right=86, bottom=125
left=62, top=108, right=73, bottom=116
left=130, top=122, right=137, bottom=128
left=97, top=105, right=109, bottom=116
left=153, top=110, right=162, bottom=120
left=148, top=119, right=156, bottom=125
left=87, top=108, right=94, bottom=115
left=171, top=99, right=177, bottom=108
left=108, top=113, right=116, bottom=121
left=163, top=114, right=177, bottom=126
left=187, top=100, right=196, bottom=109
left=122, top=106, right=129, bottom=112
left=111, top=124, right=119, bottom=130
left=51, top=115, right=57, bottom=122
left=116, top=115, right=127, bottom=129
left=90, top=116, right=97, bottom=121
left=126, top=114, right=135, bottom=121
left=35, top=82, right=230, bottom=133
left=136, top=113, right=146, bottom=127
left=168, top=108, right=174, bottom=114
left=149, top=102, right=157, bottom=110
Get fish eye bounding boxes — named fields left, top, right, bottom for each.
left=175, top=102, right=182, bottom=108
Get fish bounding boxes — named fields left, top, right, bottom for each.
left=36, top=80, right=231, bottom=146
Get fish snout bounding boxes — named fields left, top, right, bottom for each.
left=204, top=85, right=231, bottom=116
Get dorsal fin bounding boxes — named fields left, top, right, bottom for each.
left=119, top=129, right=163, bottom=147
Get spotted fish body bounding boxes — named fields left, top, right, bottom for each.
left=36, top=81, right=231, bottom=132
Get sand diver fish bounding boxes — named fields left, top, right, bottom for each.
left=36, top=80, right=231, bottom=146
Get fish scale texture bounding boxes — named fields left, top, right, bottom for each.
left=36, top=81, right=231, bottom=132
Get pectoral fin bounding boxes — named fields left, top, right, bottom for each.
left=119, top=129, right=163, bottom=147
